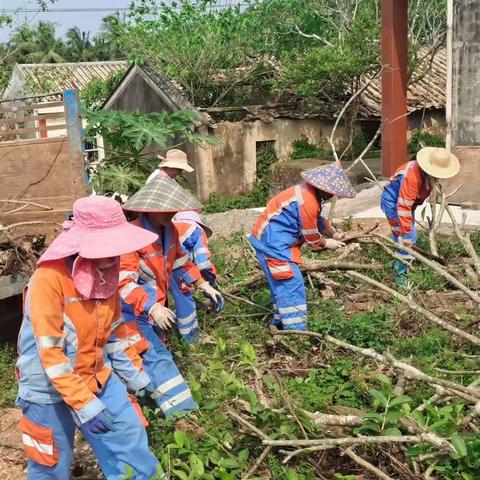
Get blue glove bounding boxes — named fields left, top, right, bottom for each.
left=201, top=269, right=217, bottom=288
left=83, top=411, right=113, bottom=435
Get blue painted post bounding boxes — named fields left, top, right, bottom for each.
left=63, top=89, right=89, bottom=186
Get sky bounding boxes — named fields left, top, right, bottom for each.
left=0, top=0, right=132, bottom=42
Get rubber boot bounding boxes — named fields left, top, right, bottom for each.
left=393, top=260, right=408, bottom=285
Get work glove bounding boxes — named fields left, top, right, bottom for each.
left=323, top=238, right=346, bottom=250
left=198, top=282, right=225, bottom=313
left=399, top=237, right=413, bottom=248
left=332, top=230, right=346, bottom=241
left=149, top=303, right=176, bottom=330
left=135, top=383, right=154, bottom=399
left=83, top=411, right=113, bottom=435
left=201, top=268, right=217, bottom=288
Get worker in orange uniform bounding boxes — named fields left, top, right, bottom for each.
left=119, top=174, right=224, bottom=417
left=249, top=163, right=356, bottom=331
left=381, top=147, right=460, bottom=284
left=16, top=196, right=161, bottom=480
left=147, top=148, right=194, bottom=183
left=171, top=211, right=218, bottom=343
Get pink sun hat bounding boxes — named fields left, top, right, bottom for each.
left=38, top=196, right=158, bottom=264
left=173, top=210, right=213, bottom=238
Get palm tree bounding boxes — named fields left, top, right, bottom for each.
left=22, top=22, right=66, bottom=63
left=66, top=27, right=97, bottom=61
left=94, top=13, right=126, bottom=60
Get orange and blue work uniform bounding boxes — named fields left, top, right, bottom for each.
left=119, top=215, right=200, bottom=416
left=16, top=259, right=159, bottom=480
left=170, top=219, right=217, bottom=343
left=249, top=183, right=328, bottom=331
left=381, top=160, right=431, bottom=257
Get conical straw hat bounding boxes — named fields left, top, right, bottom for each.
left=416, top=147, right=460, bottom=179
left=301, top=163, right=356, bottom=198
left=123, top=172, right=202, bottom=213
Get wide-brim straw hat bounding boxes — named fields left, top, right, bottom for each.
left=301, top=163, right=356, bottom=198
left=38, top=196, right=158, bottom=263
left=417, top=147, right=460, bottom=179
left=123, top=172, right=202, bottom=213
left=158, top=148, right=194, bottom=173
left=173, top=210, right=213, bottom=238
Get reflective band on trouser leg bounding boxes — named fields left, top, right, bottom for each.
left=272, top=265, right=308, bottom=331
left=170, top=278, right=200, bottom=343
left=136, top=320, right=198, bottom=417
left=18, top=398, right=75, bottom=479
left=256, top=251, right=308, bottom=331
left=80, top=374, right=161, bottom=480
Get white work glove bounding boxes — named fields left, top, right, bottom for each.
left=332, top=230, right=346, bottom=241
left=197, top=282, right=225, bottom=313
left=324, top=238, right=346, bottom=250
left=148, top=303, right=176, bottom=330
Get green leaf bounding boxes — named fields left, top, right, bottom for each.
left=171, top=469, right=189, bottom=480
left=389, top=395, right=412, bottom=408
left=174, top=430, right=188, bottom=448
left=451, top=434, right=468, bottom=458
left=383, top=427, right=402, bottom=436
left=369, top=388, right=388, bottom=407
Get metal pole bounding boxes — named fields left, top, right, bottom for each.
left=381, top=0, right=409, bottom=177
left=445, top=0, right=454, bottom=151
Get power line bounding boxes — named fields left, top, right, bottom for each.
left=1, top=8, right=131, bottom=13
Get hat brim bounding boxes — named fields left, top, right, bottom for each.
left=158, top=160, right=194, bottom=173
left=417, top=147, right=460, bottom=179
left=78, top=222, right=157, bottom=259
left=300, top=173, right=356, bottom=198
left=198, top=221, right=213, bottom=238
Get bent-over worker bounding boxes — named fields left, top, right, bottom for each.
left=381, top=147, right=460, bottom=284
left=119, top=174, right=224, bottom=417
left=249, top=163, right=356, bottom=331
left=171, top=210, right=219, bottom=343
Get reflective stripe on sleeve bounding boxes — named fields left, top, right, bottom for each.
left=45, top=362, right=73, bottom=379
left=37, top=336, right=64, bottom=349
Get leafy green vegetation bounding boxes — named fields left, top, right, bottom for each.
left=84, top=109, right=218, bottom=196
left=0, top=343, right=17, bottom=407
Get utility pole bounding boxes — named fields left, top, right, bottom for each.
left=381, top=0, right=408, bottom=177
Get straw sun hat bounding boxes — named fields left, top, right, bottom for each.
left=158, top=149, right=194, bottom=173
left=416, top=147, right=460, bottom=179
left=123, top=171, right=202, bottom=213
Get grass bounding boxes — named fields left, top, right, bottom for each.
left=3, top=226, right=480, bottom=479
left=0, top=343, right=17, bottom=407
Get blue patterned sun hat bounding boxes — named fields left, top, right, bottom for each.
left=301, top=163, right=356, bottom=198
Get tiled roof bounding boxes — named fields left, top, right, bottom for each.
left=359, top=48, right=446, bottom=117
left=4, top=61, right=128, bottom=99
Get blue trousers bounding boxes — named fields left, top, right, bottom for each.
left=255, top=250, right=308, bottom=330
left=169, top=279, right=200, bottom=343
left=136, top=318, right=198, bottom=417
left=19, top=373, right=160, bottom=480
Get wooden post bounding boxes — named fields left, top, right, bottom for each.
left=381, top=0, right=408, bottom=177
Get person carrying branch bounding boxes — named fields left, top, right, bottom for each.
left=171, top=211, right=218, bottom=343
left=118, top=174, right=224, bottom=417
left=381, top=147, right=460, bottom=284
left=16, top=196, right=161, bottom=480
left=249, top=163, right=356, bottom=331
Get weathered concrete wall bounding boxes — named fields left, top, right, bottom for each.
left=0, top=136, right=86, bottom=226
left=210, top=118, right=343, bottom=196
left=448, top=0, right=480, bottom=206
